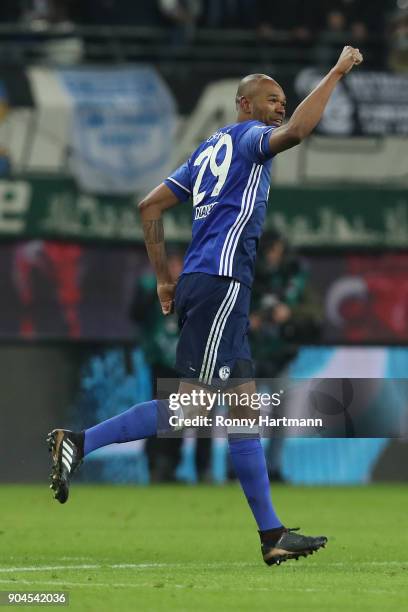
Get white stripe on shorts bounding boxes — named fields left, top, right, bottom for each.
left=199, top=280, right=240, bottom=385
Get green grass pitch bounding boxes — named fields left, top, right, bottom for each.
left=1, top=484, right=407, bottom=611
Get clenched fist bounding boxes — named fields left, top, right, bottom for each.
left=157, top=281, right=177, bottom=315
left=334, top=46, right=364, bottom=76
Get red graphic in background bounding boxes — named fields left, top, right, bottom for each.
left=6, top=244, right=408, bottom=343
left=326, top=253, right=408, bottom=342
left=13, top=241, right=82, bottom=338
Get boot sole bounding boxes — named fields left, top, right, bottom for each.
left=263, top=538, right=328, bottom=566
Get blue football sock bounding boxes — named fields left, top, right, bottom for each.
left=84, top=400, right=170, bottom=456
left=228, top=437, right=283, bottom=531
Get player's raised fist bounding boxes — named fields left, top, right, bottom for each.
left=157, top=281, right=176, bottom=315
left=333, top=46, right=364, bottom=76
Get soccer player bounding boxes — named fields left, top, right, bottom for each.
left=47, top=46, right=363, bottom=566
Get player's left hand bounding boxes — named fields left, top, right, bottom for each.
left=157, top=281, right=177, bottom=315
left=334, top=46, right=364, bottom=76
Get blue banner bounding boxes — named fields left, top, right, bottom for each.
left=59, top=66, right=176, bottom=194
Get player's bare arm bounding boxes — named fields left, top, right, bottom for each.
left=138, top=183, right=180, bottom=315
left=268, top=46, right=363, bottom=154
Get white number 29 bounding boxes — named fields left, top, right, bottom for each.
left=192, top=133, right=233, bottom=206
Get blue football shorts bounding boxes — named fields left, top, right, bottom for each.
left=174, top=272, right=254, bottom=386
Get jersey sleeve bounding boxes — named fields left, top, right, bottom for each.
left=238, top=124, right=276, bottom=163
left=164, top=160, right=192, bottom=202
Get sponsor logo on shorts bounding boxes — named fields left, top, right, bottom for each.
left=219, top=366, right=231, bottom=381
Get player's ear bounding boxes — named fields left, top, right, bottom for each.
left=239, top=95, right=252, bottom=114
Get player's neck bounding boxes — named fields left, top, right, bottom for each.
left=236, top=112, right=252, bottom=123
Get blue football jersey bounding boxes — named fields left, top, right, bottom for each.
left=164, top=120, right=275, bottom=288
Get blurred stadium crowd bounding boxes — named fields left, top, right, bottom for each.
left=0, top=0, right=403, bottom=36
left=1, top=1, right=407, bottom=71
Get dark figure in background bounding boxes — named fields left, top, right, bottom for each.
left=255, top=0, right=314, bottom=42
left=205, top=0, right=257, bottom=30
left=158, top=0, right=202, bottom=44
left=250, top=230, right=322, bottom=481
left=325, top=0, right=387, bottom=42
left=251, top=230, right=321, bottom=377
left=130, top=246, right=211, bottom=482
left=313, top=0, right=386, bottom=68
left=19, top=0, right=75, bottom=25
